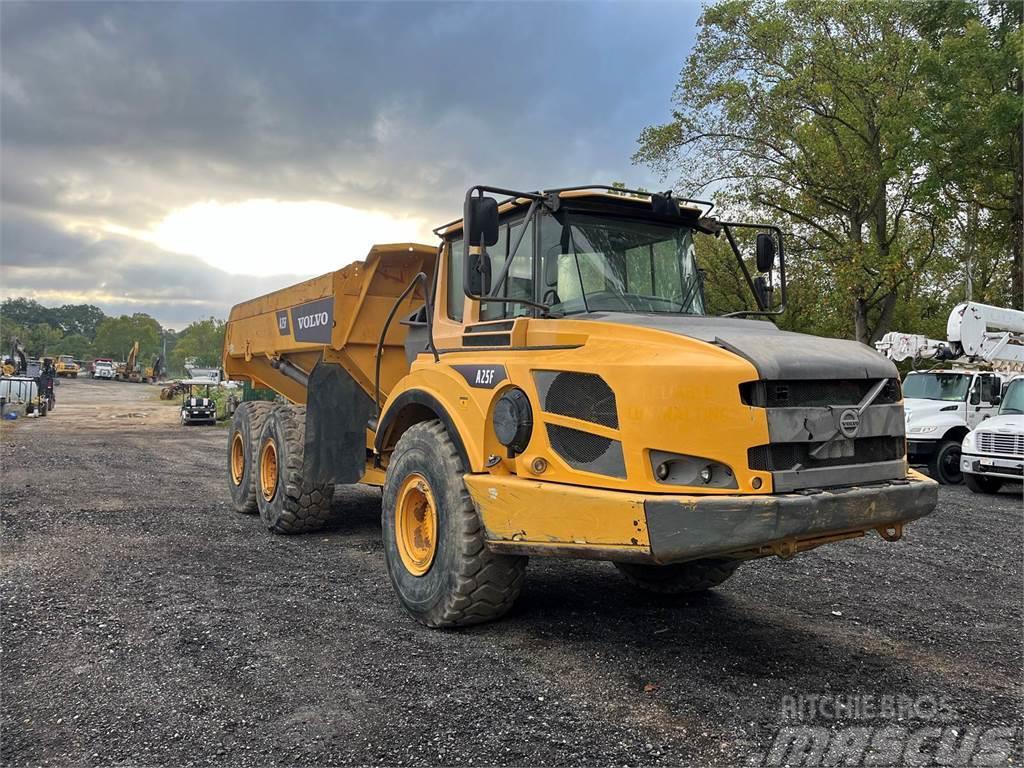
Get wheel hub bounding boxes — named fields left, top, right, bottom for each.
left=230, top=432, right=245, bottom=486
left=395, top=473, right=438, bottom=576
left=259, top=438, right=278, bottom=502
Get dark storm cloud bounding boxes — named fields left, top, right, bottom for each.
left=0, top=1, right=698, bottom=325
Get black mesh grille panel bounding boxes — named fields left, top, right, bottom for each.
left=546, top=424, right=625, bottom=478
left=748, top=436, right=905, bottom=471
left=740, top=379, right=901, bottom=408
left=536, top=372, right=618, bottom=428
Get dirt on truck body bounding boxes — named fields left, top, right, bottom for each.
left=223, top=184, right=938, bottom=628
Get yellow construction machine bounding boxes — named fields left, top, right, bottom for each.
left=55, top=355, right=80, bottom=378
left=115, top=342, right=162, bottom=383
left=223, top=184, right=938, bottom=628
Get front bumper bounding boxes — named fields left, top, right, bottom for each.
left=468, top=472, right=938, bottom=565
left=644, top=475, right=937, bottom=564
left=183, top=409, right=216, bottom=422
left=907, top=439, right=939, bottom=462
left=961, top=452, right=1023, bottom=480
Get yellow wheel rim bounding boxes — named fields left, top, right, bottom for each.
left=395, top=473, right=438, bottom=576
left=230, top=432, right=246, bottom=486
left=259, top=437, right=278, bottom=502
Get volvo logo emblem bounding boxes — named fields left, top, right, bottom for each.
left=839, top=409, right=861, bottom=438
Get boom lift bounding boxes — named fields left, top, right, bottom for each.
left=875, top=302, right=1024, bottom=484
left=224, top=184, right=938, bottom=628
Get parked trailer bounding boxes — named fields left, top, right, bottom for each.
left=224, top=185, right=938, bottom=629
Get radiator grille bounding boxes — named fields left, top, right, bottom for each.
left=748, top=436, right=905, bottom=472
left=535, top=371, right=619, bottom=428
left=741, top=378, right=901, bottom=408
left=976, top=431, right=1024, bottom=457
left=546, top=424, right=626, bottom=478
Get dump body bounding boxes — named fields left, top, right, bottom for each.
left=223, top=243, right=436, bottom=406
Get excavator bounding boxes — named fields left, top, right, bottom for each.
left=115, top=341, right=163, bottom=383
left=875, top=301, right=1024, bottom=483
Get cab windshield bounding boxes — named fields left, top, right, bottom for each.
left=999, top=379, right=1024, bottom=415
left=539, top=212, right=704, bottom=316
left=902, top=372, right=971, bottom=402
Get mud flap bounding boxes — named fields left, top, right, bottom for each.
left=303, top=361, right=374, bottom=485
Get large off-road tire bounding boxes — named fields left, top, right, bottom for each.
left=614, top=558, right=740, bottom=595
left=928, top=439, right=963, bottom=485
left=381, top=420, right=527, bottom=628
left=964, top=473, right=1003, bottom=494
left=255, top=405, right=335, bottom=534
left=226, top=402, right=274, bottom=514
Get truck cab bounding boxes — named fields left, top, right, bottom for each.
left=902, top=369, right=1003, bottom=484
left=55, top=355, right=79, bottom=378
left=960, top=376, right=1024, bottom=493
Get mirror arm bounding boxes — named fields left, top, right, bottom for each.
left=722, top=224, right=764, bottom=311
left=491, top=198, right=539, bottom=296
left=720, top=221, right=788, bottom=318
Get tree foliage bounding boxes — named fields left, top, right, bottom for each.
left=93, top=314, right=162, bottom=361
left=169, top=318, right=225, bottom=371
left=636, top=0, right=1022, bottom=341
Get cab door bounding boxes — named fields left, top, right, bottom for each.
left=967, top=373, right=1001, bottom=428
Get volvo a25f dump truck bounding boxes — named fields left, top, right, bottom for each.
left=223, top=184, right=938, bottom=628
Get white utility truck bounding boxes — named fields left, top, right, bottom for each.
left=876, top=301, right=1024, bottom=485
left=960, top=376, right=1024, bottom=494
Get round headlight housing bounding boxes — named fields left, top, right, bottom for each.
left=493, top=388, right=533, bottom=457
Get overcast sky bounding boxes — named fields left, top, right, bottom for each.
left=1, top=2, right=700, bottom=329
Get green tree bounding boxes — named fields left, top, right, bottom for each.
left=93, top=314, right=162, bottom=361
left=913, top=1, right=1023, bottom=309
left=52, top=304, right=107, bottom=338
left=1, top=298, right=56, bottom=328
left=52, top=333, right=95, bottom=360
left=636, top=0, right=947, bottom=343
left=169, top=318, right=225, bottom=372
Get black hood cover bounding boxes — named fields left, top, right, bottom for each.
left=577, top=313, right=896, bottom=381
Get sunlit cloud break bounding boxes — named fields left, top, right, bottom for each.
left=147, top=199, right=434, bottom=278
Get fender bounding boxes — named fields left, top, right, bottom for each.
left=374, top=388, right=472, bottom=470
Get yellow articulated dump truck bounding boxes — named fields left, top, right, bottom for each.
left=223, top=184, right=938, bottom=628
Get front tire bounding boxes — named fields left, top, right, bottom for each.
left=614, top=558, right=740, bottom=595
left=965, top=473, right=1003, bottom=494
left=255, top=405, right=335, bottom=534
left=382, top=420, right=526, bottom=628
left=928, top=439, right=963, bottom=485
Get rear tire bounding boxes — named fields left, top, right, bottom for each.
left=928, top=439, right=963, bottom=485
left=226, top=402, right=274, bottom=514
left=255, top=405, right=335, bottom=534
left=965, top=473, right=1003, bottom=494
left=614, top=558, right=740, bottom=595
left=382, top=420, right=526, bottom=628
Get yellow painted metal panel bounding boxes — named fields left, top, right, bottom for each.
left=464, top=473, right=650, bottom=547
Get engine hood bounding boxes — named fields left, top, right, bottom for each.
left=973, top=413, right=1024, bottom=432
left=576, top=313, right=896, bottom=381
left=903, top=398, right=965, bottom=424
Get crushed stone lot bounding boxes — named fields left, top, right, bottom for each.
left=1, top=377, right=1022, bottom=766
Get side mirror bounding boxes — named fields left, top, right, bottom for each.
left=468, top=252, right=492, bottom=296
left=464, top=195, right=499, bottom=248
left=755, top=233, right=776, bottom=273
left=991, top=395, right=1001, bottom=406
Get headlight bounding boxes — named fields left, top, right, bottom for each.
left=961, top=432, right=977, bottom=451
left=909, top=425, right=939, bottom=434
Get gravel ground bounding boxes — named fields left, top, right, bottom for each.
left=1, top=378, right=1021, bottom=767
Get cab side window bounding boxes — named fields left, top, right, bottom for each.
left=447, top=237, right=465, bottom=322
left=481, top=217, right=534, bottom=321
